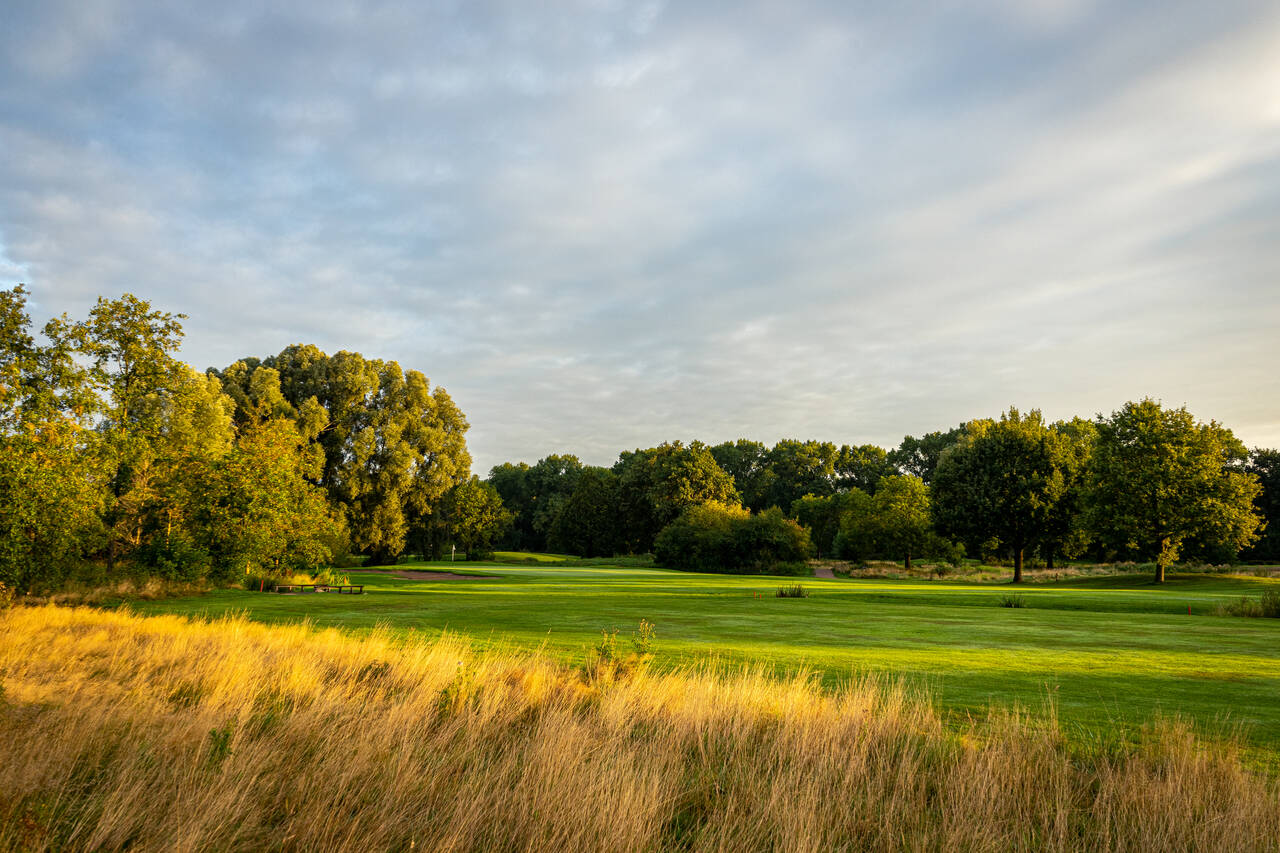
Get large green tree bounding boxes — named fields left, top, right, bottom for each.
left=437, top=477, right=512, bottom=559
left=835, top=443, right=896, bottom=494
left=1245, top=449, right=1279, bottom=561
left=932, top=409, right=1072, bottom=583
left=889, top=426, right=966, bottom=484
left=760, top=439, right=839, bottom=510
left=549, top=467, right=621, bottom=557
left=218, top=346, right=471, bottom=564
left=870, top=475, right=932, bottom=569
left=1088, top=400, right=1262, bottom=582
left=614, top=442, right=739, bottom=553
left=709, top=439, right=771, bottom=511
left=187, top=417, right=339, bottom=580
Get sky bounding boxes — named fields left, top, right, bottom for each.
left=2, top=0, right=1278, bottom=474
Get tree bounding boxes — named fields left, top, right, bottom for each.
left=835, top=444, right=895, bottom=494
left=614, top=442, right=739, bottom=553
left=654, top=502, right=810, bottom=574
left=1088, top=400, right=1262, bottom=582
left=870, top=475, right=931, bottom=569
left=1040, top=417, right=1096, bottom=568
left=218, top=346, right=471, bottom=564
left=1245, top=449, right=1279, bottom=561
left=488, top=462, right=533, bottom=549
left=44, top=294, right=215, bottom=567
left=0, top=420, right=105, bottom=593
left=932, top=409, right=1072, bottom=583
left=549, top=467, right=621, bottom=557
left=187, top=417, right=339, bottom=580
left=761, top=439, right=839, bottom=510
left=709, top=439, right=771, bottom=511
left=888, top=426, right=966, bottom=484
left=439, top=477, right=512, bottom=559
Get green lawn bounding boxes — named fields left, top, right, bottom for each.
left=133, top=562, right=1280, bottom=757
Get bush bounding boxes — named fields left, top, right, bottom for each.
left=1218, top=590, right=1280, bottom=618
left=776, top=584, right=809, bottom=598
left=135, top=533, right=212, bottom=582
left=654, top=504, right=811, bottom=574
left=1000, top=594, right=1026, bottom=608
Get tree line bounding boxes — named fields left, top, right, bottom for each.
left=3, top=286, right=1274, bottom=593
left=489, top=410, right=1274, bottom=582
left=0, top=287, right=490, bottom=595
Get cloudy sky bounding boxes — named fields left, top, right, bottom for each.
left=3, top=0, right=1278, bottom=472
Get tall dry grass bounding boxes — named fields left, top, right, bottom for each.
left=1, top=606, right=1277, bottom=852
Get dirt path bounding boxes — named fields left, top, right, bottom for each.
left=812, top=565, right=835, bottom=579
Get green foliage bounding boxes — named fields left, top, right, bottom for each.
left=0, top=421, right=106, bottom=593
left=869, top=475, right=931, bottom=569
left=931, top=409, right=1075, bottom=582
left=434, top=477, right=512, bottom=559
left=708, top=439, right=771, bottom=511
left=1088, top=400, right=1263, bottom=582
left=486, top=455, right=583, bottom=552
left=186, top=418, right=338, bottom=580
left=654, top=503, right=811, bottom=574
left=548, top=467, right=621, bottom=557
left=1000, top=594, right=1026, bottom=608
left=1244, top=448, right=1279, bottom=561
left=1217, top=591, right=1280, bottom=618
left=775, top=584, right=809, bottom=598
left=217, top=346, right=472, bottom=564
left=888, top=426, right=966, bottom=484
left=615, top=442, right=739, bottom=553
left=835, top=443, right=896, bottom=494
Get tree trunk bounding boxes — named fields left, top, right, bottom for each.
left=904, top=552, right=912, bottom=570
left=1046, top=549, right=1055, bottom=570
left=1013, top=549, right=1023, bottom=583
left=1155, top=559, right=1166, bottom=584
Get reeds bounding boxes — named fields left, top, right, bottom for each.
left=1, top=605, right=1277, bottom=852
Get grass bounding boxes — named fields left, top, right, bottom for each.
left=3, top=605, right=1278, bottom=851
left=128, top=559, right=1280, bottom=763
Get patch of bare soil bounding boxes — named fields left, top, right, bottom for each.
left=812, top=564, right=836, bottom=579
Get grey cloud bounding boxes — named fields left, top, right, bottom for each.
left=1, top=0, right=1278, bottom=473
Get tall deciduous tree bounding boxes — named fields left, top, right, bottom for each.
left=709, top=439, right=771, bottom=511
left=187, top=417, right=338, bottom=579
left=761, top=439, right=839, bottom=510
left=439, top=477, right=512, bottom=559
left=1245, top=449, right=1279, bottom=561
left=889, top=426, right=966, bottom=484
left=932, top=409, right=1071, bottom=583
left=614, top=441, right=739, bottom=553
left=870, top=475, right=932, bottom=569
left=1089, top=400, right=1262, bottom=582
left=549, top=467, right=621, bottom=557
left=218, top=346, right=471, bottom=564
left=45, top=294, right=225, bottom=566
left=835, top=444, right=896, bottom=494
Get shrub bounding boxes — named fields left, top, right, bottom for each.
left=776, top=584, right=809, bottom=598
left=1218, top=590, right=1280, bottom=618
left=1000, top=594, right=1026, bottom=608
left=654, top=503, right=811, bottom=574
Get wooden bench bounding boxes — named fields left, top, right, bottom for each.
left=270, top=583, right=363, bottom=595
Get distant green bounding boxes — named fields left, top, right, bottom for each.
left=134, top=561, right=1280, bottom=757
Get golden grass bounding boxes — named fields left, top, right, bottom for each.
left=1, top=606, right=1277, bottom=852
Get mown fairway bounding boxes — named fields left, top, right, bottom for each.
left=136, top=562, right=1280, bottom=755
